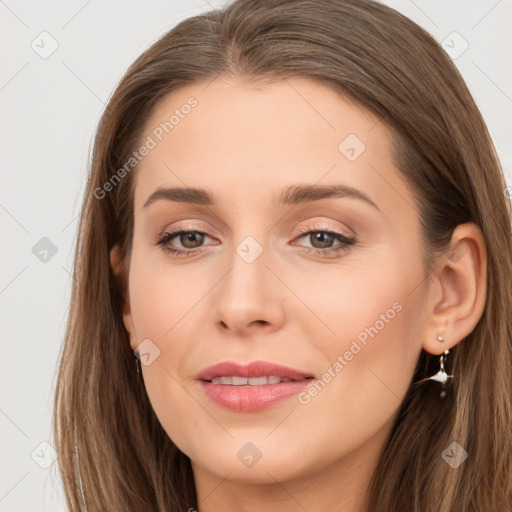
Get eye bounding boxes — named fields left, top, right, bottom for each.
left=292, top=224, right=356, bottom=258
left=155, top=228, right=215, bottom=257
left=154, top=224, right=357, bottom=258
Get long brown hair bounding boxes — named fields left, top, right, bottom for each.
left=52, top=0, right=512, bottom=510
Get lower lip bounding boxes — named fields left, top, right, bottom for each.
left=199, top=379, right=312, bottom=412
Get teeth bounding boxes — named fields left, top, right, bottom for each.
left=209, top=376, right=294, bottom=385
left=248, top=376, right=267, bottom=385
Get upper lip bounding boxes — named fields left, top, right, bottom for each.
left=196, top=360, right=315, bottom=382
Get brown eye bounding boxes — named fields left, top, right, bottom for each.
left=155, top=229, right=214, bottom=257
left=292, top=226, right=357, bottom=258
left=308, top=232, right=337, bottom=249
left=178, top=231, right=205, bottom=249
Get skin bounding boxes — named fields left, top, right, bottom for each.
left=110, top=76, right=487, bottom=512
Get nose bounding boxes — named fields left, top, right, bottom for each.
left=211, top=241, right=286, bottom=338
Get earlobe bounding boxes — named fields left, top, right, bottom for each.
left=422, top=222, right=487, bottom=355
left=110, top=244, right=136, bottom=348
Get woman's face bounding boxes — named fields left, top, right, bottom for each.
left=117, top=77, right=431, bottom=487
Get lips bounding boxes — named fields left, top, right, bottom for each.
left=196, top=360, right=315, bottom=382
left=196, top=361, right=315, bottom=412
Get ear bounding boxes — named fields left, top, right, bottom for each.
left=422, top=222, right=487, bottom=355
left=110, top=244, right=137, bottom=351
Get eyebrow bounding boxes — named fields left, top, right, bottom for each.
left=143, top=184, right=380, bottom=211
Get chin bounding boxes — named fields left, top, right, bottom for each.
left=186, top=436, right=314, bottom=484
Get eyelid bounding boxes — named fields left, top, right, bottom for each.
left=294, top=221, right=353, bottom=238
left=255, top=217, right=350, bottom=236
left=156, top=222, right=214, bottom=238
left=156, top=218, right=354, bottom=239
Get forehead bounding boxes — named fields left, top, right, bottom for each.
left=131, top=76, right=415, bottom=220
left=140, top=76, right=382, bottom=163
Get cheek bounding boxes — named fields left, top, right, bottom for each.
left=128, top=251, right=204, bottom=339
left=289, top=259, right=410, bottom=353
left=297, top=260, right=423, bottom=411
left=291, top=288, right=422, bottom=465
left=127, top=255, right=211, bottom=439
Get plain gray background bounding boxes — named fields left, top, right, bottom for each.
left=1, top=0, right=511, bottom=510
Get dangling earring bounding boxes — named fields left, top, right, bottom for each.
left=130, top=332, right=140, bottom=375
left=415, top=335, right=453, bottom=398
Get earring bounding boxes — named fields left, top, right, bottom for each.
left=130, top=332, right=140, bottom=375
left=415, top=336, right=453, bottom=398
left=135, top=352, right=140, bottom=375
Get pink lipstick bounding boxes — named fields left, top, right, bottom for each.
left=196, top=360, right=315, bottom=412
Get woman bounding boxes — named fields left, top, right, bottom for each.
left=53, top=0, right=512, bottom=510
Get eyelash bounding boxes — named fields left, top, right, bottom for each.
left=154, top=224, right=356, bottom=258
